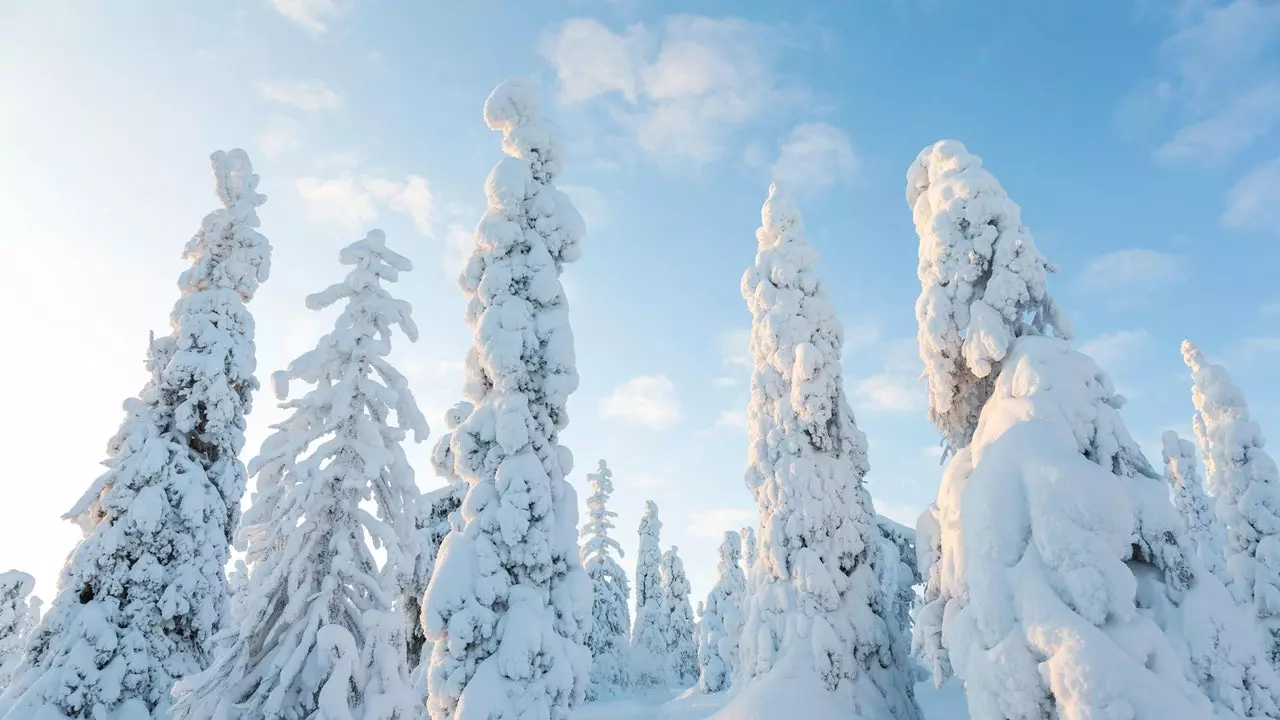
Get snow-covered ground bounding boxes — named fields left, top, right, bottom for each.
left=574, top=681, right=969, bottom=720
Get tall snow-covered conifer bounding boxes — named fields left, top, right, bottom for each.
left=581, top=460, right=632, bottom=699
left=1184, top=341, right=1280, bottom=665
left=0, top=572, right=39, bottom=691
left=876, top=516, right=921, bottom=653
left=740, top=527, right=757, bottom=572
left=1162, top=431, right=1232, bottom=588
left=697, top=532, right=745, bottom=693
left=631, top=501, right=668, bottom=689
left=171, top=229, right=427, bottom=720
left=0, top=150, right=271, bottom=720
left=421, top=77, right=591, bottom=720
left=909, top=140, right=1280, bottom=719
left=659, top=547, right=698, bottom=688
left=733, top=184, right=920, bottom=719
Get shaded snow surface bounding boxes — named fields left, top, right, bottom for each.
left=573, top=681, right=968, bottom=720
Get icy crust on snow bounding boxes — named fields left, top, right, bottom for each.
left=632, top=501, right=668, bottom=689
left=0, top=150, right=271, bottom=720
left=697, top=532, right=745, bottom=694
left=0, top=571, right=40, bottom=691
left=908, top=140, right=1070, bottom=452
left=922, top=335, right=1280, bottom=719
left=1163, top=432, right=1232, bottom=588
left=581, top=461, right=633, bottom=700
left=421, top=77, right=591, bottom=720
left=171, top=230, right=427, bottom=720
left=1184, top=341, right=1280, bottom=665
left=737, top=184, right=920, bottom=719
left=660, top=548, right=698, bottom=688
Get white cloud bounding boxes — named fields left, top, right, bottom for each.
left=296, top=174, right=437, bottom=235
left=267, top=0, right=348, bottom=34
left=843, top=318, right=881, bottom=356
left=1223, top=156, right=1280, bottom=231
left=853, top=372, right=927, bottom=414
left=542, top=15, right=782, bottom=164
left=688, top=508, right=757, bottom=538
left=1079, top=330, right=1150, bottom=370
left=1155, top=82, right=1280, bottom=163
left=1131, top=1, right=1280, bottom=163
left=1260, top=301, right=1280, bottom=316
left=257, top=116, right=302, bottom=157
left=711, top=376, right=737, bottom=388
left=296, top=176, right=378, bottom=230
left=599, top=375, right=682, bottom=429
left=712, top=408, right=747, bottom=431
left=717, top=329, right=752, bottom=369
left=1229, top=336, right=1280, bottom=363
left=772, top=122, right=858, bottom=194
left=538, top=18, right=646, bottom=103
left=1078, top=249, right=1185, bottom=301
left=255, top=79, right=342, bottom=111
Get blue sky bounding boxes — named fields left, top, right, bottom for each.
left=1, top=0, right=1278, bottom=606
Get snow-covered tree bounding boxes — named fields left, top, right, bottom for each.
left=631, top=501, right=668, bottom=689
left=581, top=460, right=632, bottom=700
left=912, top=505, right=949, bottom=683
left=406, top=401, right=472, bottom=676
left=1162, top=431, right=1232, bottom=588
left=876, top=516, right=921, bottom=648
left=0, top=150, right=271, bottom=720
left=734, top=184, right=920, bottom=719
left=170, top=229, right=428, bottom=720
left=1184, top=340, right=1280, bottom=666
left=697, top=532, right=745, bottom=693
left=421, top=77, right=592, bottom=720
left=0, top=572, right=39, bottom=691
left=909, top=140, right=1280, bottom=719
left=659, top=547, right=698, bottom=688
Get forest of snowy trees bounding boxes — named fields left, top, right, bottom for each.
left=0, top=76, right=1277, bottom=720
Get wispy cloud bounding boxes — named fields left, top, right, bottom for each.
left=257, top=116, right=303, bottom=157
left=1079, top=330, right=1150, bottom=371
left=267, top=0, right=349, bottom=35
left=687, top=507, right=757, bottom=538
left=772, top=122, right=858, bottom=194
left=853, top=372, right=927, bottom=414
left=541, top=15, right=793, bottom=165
left=255, top=80, right=342, bottom=111
left=1223, top=156, right=1280, bottom=231
left=600, top=375, right=682, bottom=429
left=717, top=329, right=752, bottom=369
left=296, top=173, right=436, bottom=235
left=1078, top=249, right=1185, bottom=304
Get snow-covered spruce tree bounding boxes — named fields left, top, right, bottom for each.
left=421, top=77, right=592, bottom=720
left=697, top=532, right=745, bottom=693
left=659, top=547, right=698, bottom=688
left=1184, top=340, right=1280, bottom=665
left=406, top=400, right=472, bottom=678
left=732, top=184, right=920, bottom=719
left=170, top=229, right=428, bottom=720
left=581, top=460, right=632, bottom=700
left=1162, top=431, right=1232, bottom=588
left=911, top=505, right=949, bottom=683
left=0, top=572, right=39, bottom=691
left=0, top=150, right=271, bottom=720
left=909, top=140, right=1280, bottom=719
left=875, top=516, right=922, bottom=651
left=631, top=501, right=668, bottom=689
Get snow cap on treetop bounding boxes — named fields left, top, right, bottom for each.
left=211, top=148, right=266, bottom=212
left=0, top=571, right=33, bottom=598
left=484, top=76, right=564, bottom=179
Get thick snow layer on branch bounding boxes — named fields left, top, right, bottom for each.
left=737, top=184, right=920, bottom=719
left=0, top=150, right=271, bottom=720
left=170, top=229, right=426, bottom=720
left=1184, top=340, right=1280, bottom=665
left=421, top=77, right=590, bottom=720
left=908, top=140, right=1070, bottom=451
left=581, top=460, right=632, bottom=699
